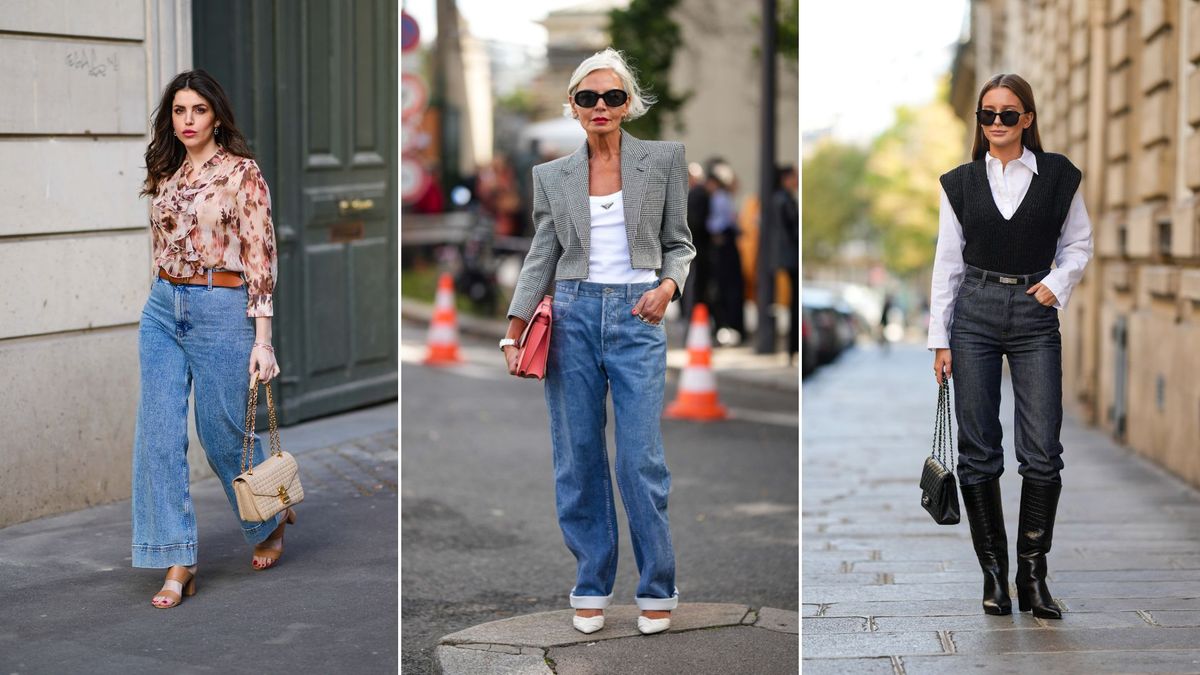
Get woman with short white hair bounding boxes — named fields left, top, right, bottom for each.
left=500, top=47, right=695, bottom=635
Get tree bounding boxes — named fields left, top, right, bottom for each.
left=608, top=0, right=690, bottom=138
left=864, top=81, right=965, bottom=277
left=776, top=0, right=798, bottom=64
left=801, top=139, right=869, bottom=264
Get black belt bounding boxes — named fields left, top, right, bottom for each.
left=963, top=266, right=1050, bottom=286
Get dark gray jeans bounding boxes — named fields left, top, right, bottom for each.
left=950, top=265, right=1064, bottom=487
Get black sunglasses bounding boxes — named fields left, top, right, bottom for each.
left=975, top=109, right=1027, bottom=127
left=573, top=89, right=628, bottom=108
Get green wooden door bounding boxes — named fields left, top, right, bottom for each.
left=194, top=0, right=398, bottom=424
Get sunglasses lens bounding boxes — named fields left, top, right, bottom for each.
left=602, top=90, right=628, bottom=107
left=999, top=111, right=1021, bottom=126
left=976, top=110, right=997, bottom=126
left=574, top=91, right=599, bottom=107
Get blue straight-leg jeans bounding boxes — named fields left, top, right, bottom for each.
left=950, top=266, right=1065, bottom=487
left=131, top=277, right=284, bottom=568
left=543, top=279, right=679, bottom=611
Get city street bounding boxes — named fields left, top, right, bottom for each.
left=0, top=403, right=397, bottom=674
left=803, top=343, right=1200, bottom=673
left=400, top=319, right=799, bottom=674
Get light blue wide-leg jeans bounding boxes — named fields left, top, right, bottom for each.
left=543, top=279, right=679, bottom=611
left=131, top=277, right=283, bottom=568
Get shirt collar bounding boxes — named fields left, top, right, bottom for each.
left=181, top=146, right=227, bottom=178
left=985, top=146, right=1038, bottom=174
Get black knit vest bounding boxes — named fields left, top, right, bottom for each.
left=939, top=152, right=1081, bottom=275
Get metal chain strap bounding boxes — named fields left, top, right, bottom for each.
left=240, top=375, right=283, bottom=476
left=932, top=380, right=945, bottom=464
left=931, top=380, right=955, bottom=471
left=265, top=379, right=282, bottom=458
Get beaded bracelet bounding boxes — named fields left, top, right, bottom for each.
left=253, top=342, right=275, bottom=352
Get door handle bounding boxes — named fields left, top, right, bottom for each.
left=339, top=198, right=375, bottom=214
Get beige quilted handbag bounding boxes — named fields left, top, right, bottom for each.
left=232, top=376, right=304, bottom=522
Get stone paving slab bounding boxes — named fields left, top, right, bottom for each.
left=802, top=631, right=947, bottom=658
left=546, top=625, right=797, bottom=675
left=800, top=657, right=897, bottom=674
left=871, top=611, right=1151, bottom=632
left=439, top=603, right=749, bottom=649
left=434, top=645, right=550, bottom=675
left=949, top=626, right=1200, bottom=654
left=801, top=617, right=871, bottom=634
left=435, top=603, right=797, bottom=674
left=1146, top=610, right=1200, bottom=627
left=898, top=650, right=1200, bottom=674
left=802, top=345, right=1200, bottom=669
left=754, top=606, right=799, bottom=634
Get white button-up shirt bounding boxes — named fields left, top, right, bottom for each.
left=927, top=147, right=1093, bottom=350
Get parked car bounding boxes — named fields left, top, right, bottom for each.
left=801, top=288, right=845, bottom=365
left=801, top=306, right=818, bottom=378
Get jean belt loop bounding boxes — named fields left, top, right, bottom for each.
left=206, top=267, right=213, bottom=290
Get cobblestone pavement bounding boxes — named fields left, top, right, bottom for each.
left=803, top=344, right=1200, bottom=674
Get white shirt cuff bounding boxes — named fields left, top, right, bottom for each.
left=1040, top=270, right=1070, bottom=310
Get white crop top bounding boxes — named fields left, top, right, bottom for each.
left=585, top=190, right=657, bottom=284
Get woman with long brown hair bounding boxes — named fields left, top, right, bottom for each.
left=134, top=69, right=294, bottom=608
left=929, top=73, right=1093, bottom=619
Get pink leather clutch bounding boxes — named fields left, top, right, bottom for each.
left=516, top=295, right=552, bottom=379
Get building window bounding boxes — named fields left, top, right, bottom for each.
left=1158, top=220, right=1171, bottom=257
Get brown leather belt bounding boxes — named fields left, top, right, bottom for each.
left=158, top=268, right=245, bottom=288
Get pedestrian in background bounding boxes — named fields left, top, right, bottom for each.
left=682, top=160, right=714, bottom=322
left=135, top=70, right=294, bottom=609
left=771, top=164, right=800, bottom=362
left=706, top=161, right=745, bottom=344
left=879, top=292, right=894, bottom=353
left=499, top=48, right=695, bottom=636
left=930, top=73, right=1092, bottom=620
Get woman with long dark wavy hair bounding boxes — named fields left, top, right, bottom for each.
left=135, top=69, right=293, bottom=608
left=930, top=73, right=1092, bottom=619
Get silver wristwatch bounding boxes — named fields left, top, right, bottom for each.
left=498, top=338, right=518, bottom=351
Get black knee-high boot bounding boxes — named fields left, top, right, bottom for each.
left=1015, top=478, right=1063, bottom=619
left=960, top=477, right=1011, bottom=615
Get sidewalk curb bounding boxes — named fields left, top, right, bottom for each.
left=401, top=299, right=799, bottom=394
left=433, top=603, right=798, bottom=674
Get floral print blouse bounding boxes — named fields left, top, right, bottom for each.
left=151, top=147, right=277, bottom=317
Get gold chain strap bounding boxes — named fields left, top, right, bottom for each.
left=241, top=375, right=283, bottom=475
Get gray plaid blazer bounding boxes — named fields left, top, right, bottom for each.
left=506, top=129, right=696, bottom=323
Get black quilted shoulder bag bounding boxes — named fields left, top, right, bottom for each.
left=920, top=380, right=960, bottom=525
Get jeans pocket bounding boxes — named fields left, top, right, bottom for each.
left=956, top=277, right=985, bottom=300
left=635, top=313, right=663, bottom=327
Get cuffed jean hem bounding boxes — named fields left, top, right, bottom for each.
left=132, top=542, right=197, bottom=568
left=570, top=591, right=614, bottom=609
left=242, top=511, right=285, bottom=546
left=635, top=588, right=679, bottom=610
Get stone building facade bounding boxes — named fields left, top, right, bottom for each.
left=0, top=1, right=193, bottom=526
left=951, top=0, right=1200, bottom=488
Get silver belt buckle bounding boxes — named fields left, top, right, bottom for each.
left=999, top=275, right=1019, bottom=285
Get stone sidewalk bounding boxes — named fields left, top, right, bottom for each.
left=434, top=604, right=798, bottom=674
left=802, top=344, right=1200, bottom=673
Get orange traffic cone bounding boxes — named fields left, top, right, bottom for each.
left=424, top=273, right=463, bottom=365
left=665, top=303, right=727, bottom=421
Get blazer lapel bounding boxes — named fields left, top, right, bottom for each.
left=561, top=142, right=591, bottom=251
left=620, top=129, right=650, bottom=241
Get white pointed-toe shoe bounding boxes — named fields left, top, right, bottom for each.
left=573, top=614, right=605, bottom=634
left=637, top=615, right=671, bottom=635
